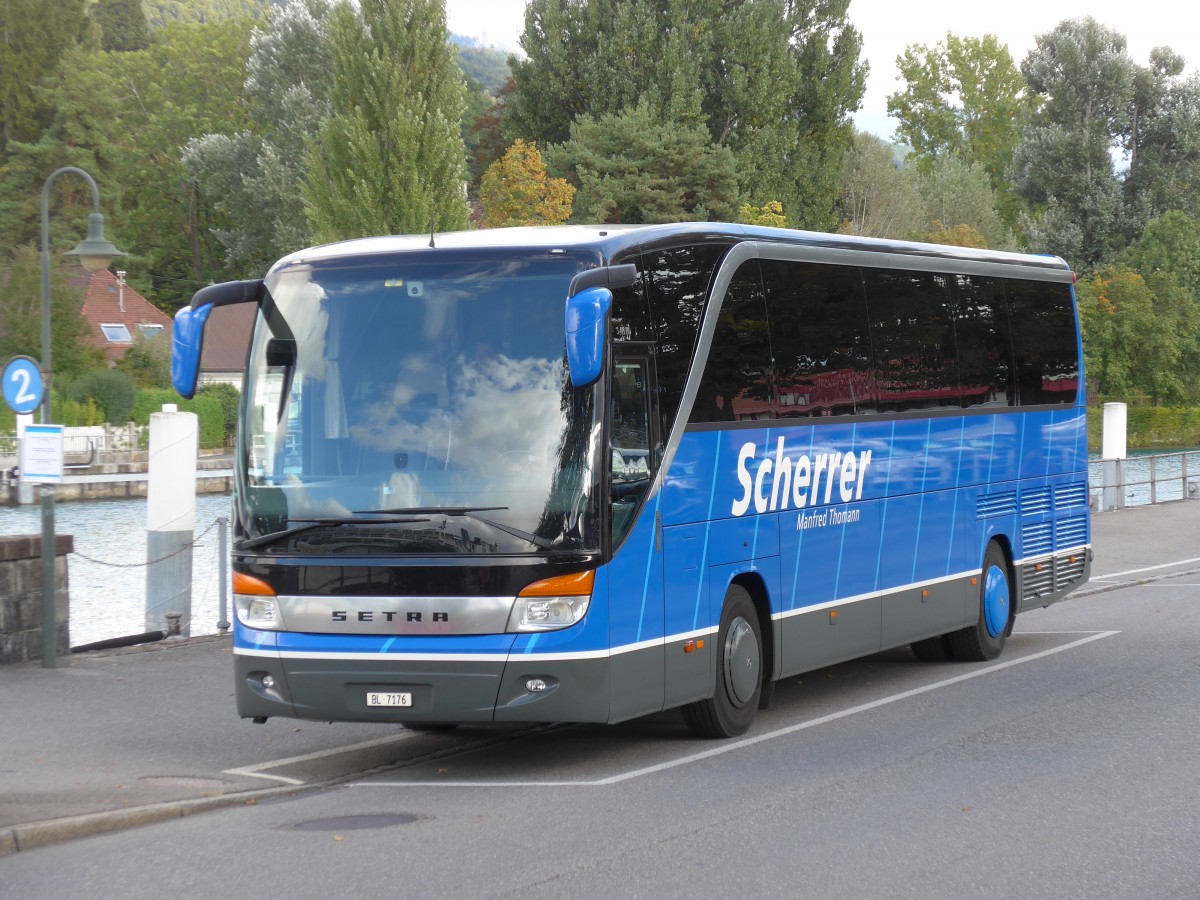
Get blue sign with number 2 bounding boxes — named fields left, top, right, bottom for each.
left=3, top=356, right=44, bottom=414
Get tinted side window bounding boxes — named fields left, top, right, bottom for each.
left=1005, top=280, right=1079, bottom=406
left=863, top=268, right=960, bottom=412
left=609, top=249, right=654, bottom=343
left=950, top=274, right=1015, bottom=408
left=643, top=242, right=731, bottom=433
left=690, top=262, right=772, bottom=423
left=760, top=260, right=874, bottom=417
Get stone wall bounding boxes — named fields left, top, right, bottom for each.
left=0, top=535, right=72, bottom=664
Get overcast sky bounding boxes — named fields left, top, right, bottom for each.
left=445, top=0, right=1200, bottom=140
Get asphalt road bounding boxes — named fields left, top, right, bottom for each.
left=5, top=565, right=1198, bottom=899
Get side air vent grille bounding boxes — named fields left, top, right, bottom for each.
left=1055, top=516, right=1088, bottom=550
left=1055, top=483, right=1088, bottom=510
left=1021, top=487, right=1053, bottom=517
left=978, top=492, right=1017, bottom=519
left=1022, top=521, right=1053, bottom=557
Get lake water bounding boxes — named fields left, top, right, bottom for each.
left=0, top=494, right=233, bottom=648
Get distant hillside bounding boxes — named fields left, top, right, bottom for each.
left=143, top=0, right=270, bottom=27
left=452, top=38, right=511, bottom=95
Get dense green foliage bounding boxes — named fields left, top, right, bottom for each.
left=70, top=369, right=137, bottom=424
left=510, top=0, right=864, bottom=230
left=302, top=0, right=469, bottom=241
left=1, top=2, right=1200, bottom=412
left=1088, top=407, right=1200, bottom=451
left=197, top=381, right=240, bottom=444
left=132, top=389, right=224, bottom=448
left=0, top=247, right=104, bottom=381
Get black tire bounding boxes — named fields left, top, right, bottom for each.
left=683, top=585, right=763, bottom=739
left=946, top=542, right=1013, bottom=662
left=910, top=634, right=953, bottom=662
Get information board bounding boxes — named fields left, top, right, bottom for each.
left=20, top=423, right=64, bottom=484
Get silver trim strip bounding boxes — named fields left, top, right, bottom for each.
left=269, top=594, right=514, bottom=636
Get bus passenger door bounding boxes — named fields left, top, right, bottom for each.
left=607, top=350, right=669, bottom=722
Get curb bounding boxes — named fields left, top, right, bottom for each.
left=0, top=783, right=303, bottom=857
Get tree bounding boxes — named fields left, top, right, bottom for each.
left=836, top=131, right=923, bottom=239
left=480, top=140, right=574, bottom=227
left=1012, top=18, right=1138, bottom=268
left=0, top=245, right=104, bottom=385
left=1075, top=266, right=1189, bottom=403
left=185, top=0, right=334, bottom=275
left=92, top=0, right=150, bottom=51
left=549, top=103, right=740, bottom=224
left=1124, top=210, right=1200, bottom=298
left=509, top=0, right=864, bottom=229
left=915, top=155, right=1014, bottom=250
left=117, top=332, right=172, bottom=388
left=1124, top=53, right=1200, bottom=223
left=887, top=33, right=1026, bottom=222
left=71, top=368, right=136, bottom=423
left=0, top=0, right=90, bottom=159
left=737, top=201, right=787, bottom=228
left=303, top=0, right=470, bottom=241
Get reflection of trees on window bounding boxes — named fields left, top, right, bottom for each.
left=609, top=250, right=653, bottom=343
left=1005, top=280, right=1078, bottom=405
left=762, top=260, right=875, bottom=417
left=691, top=263, right=772, bottom=423
left=643, top=241, right=733, bottom=433
left=864, top=268, right=960, bottom=412
left=951, top=274, right=1015, bottom=407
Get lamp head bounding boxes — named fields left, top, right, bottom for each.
left=66, top=212, right=124, bottom=273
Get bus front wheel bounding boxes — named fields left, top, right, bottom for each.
left=947, top=542, right=1013, bottom=662
left=683, top=585, right=762, bottom=739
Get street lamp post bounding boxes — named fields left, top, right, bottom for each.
left=39, top=167, right=123, bottom=668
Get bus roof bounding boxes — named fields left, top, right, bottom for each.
left=267, top=222, right=1072, bottom=278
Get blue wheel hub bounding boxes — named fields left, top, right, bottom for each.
left=983, top=564, right=1010, bottom=638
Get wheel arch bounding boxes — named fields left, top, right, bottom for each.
left=729, top=571, right=777, bottom=684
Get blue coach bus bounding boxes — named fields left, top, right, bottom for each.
left=172, top=223, right=1090, bottom=738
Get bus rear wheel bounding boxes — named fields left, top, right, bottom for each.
left=947, top=542, right=1012, bottom=662
left=683, top=586, right=762, bottom=739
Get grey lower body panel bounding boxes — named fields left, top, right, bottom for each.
left=235, top=652, right=611, bottom=724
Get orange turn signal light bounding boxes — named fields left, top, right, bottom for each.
left=233, top=571, right=275, bottom=596
left=519, top=570, right=595, bottom=597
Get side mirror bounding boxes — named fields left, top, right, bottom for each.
left=171, top=303, right=214, bottom=399
left=564, top=286, right=611, bottom=388
left=171, top=278, right=265, bottom=399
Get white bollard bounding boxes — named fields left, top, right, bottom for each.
left=145, top=404, right=198, bottom=636
left=1101, top=402, right=1128, bottom=511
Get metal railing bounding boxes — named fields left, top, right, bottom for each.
left=1089, top=450, right=1200, bottom=511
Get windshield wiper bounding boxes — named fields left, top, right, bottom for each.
left=354, top=506, right=556, bottom=550
left=236, top=516, right=428, bottom=551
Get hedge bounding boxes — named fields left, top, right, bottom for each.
left=1087, top=407, right=1200, bottom=452
left=132, top=389, right=224, bottom=449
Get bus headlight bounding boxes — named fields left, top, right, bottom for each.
left=232, top=572, right=281, bottom=630
left=507, top=571, right=594, bottom=632
left=235, top=595, right=282, bottom=630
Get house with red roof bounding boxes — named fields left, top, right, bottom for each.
left=75, top=268, right=173, bottom=364
left=73, top=268, right=254, bottom=392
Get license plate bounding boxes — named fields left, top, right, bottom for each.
left=366, top=691, right=412, bottom=708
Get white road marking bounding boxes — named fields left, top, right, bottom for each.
left=356, top=630, right=1120, bottom=789
left=1092, top=557, right=1200, bottom=581
left=225, top=732, right=422, bottom=784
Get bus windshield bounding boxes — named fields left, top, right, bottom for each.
left=236, top=248, right=604, bottom=556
